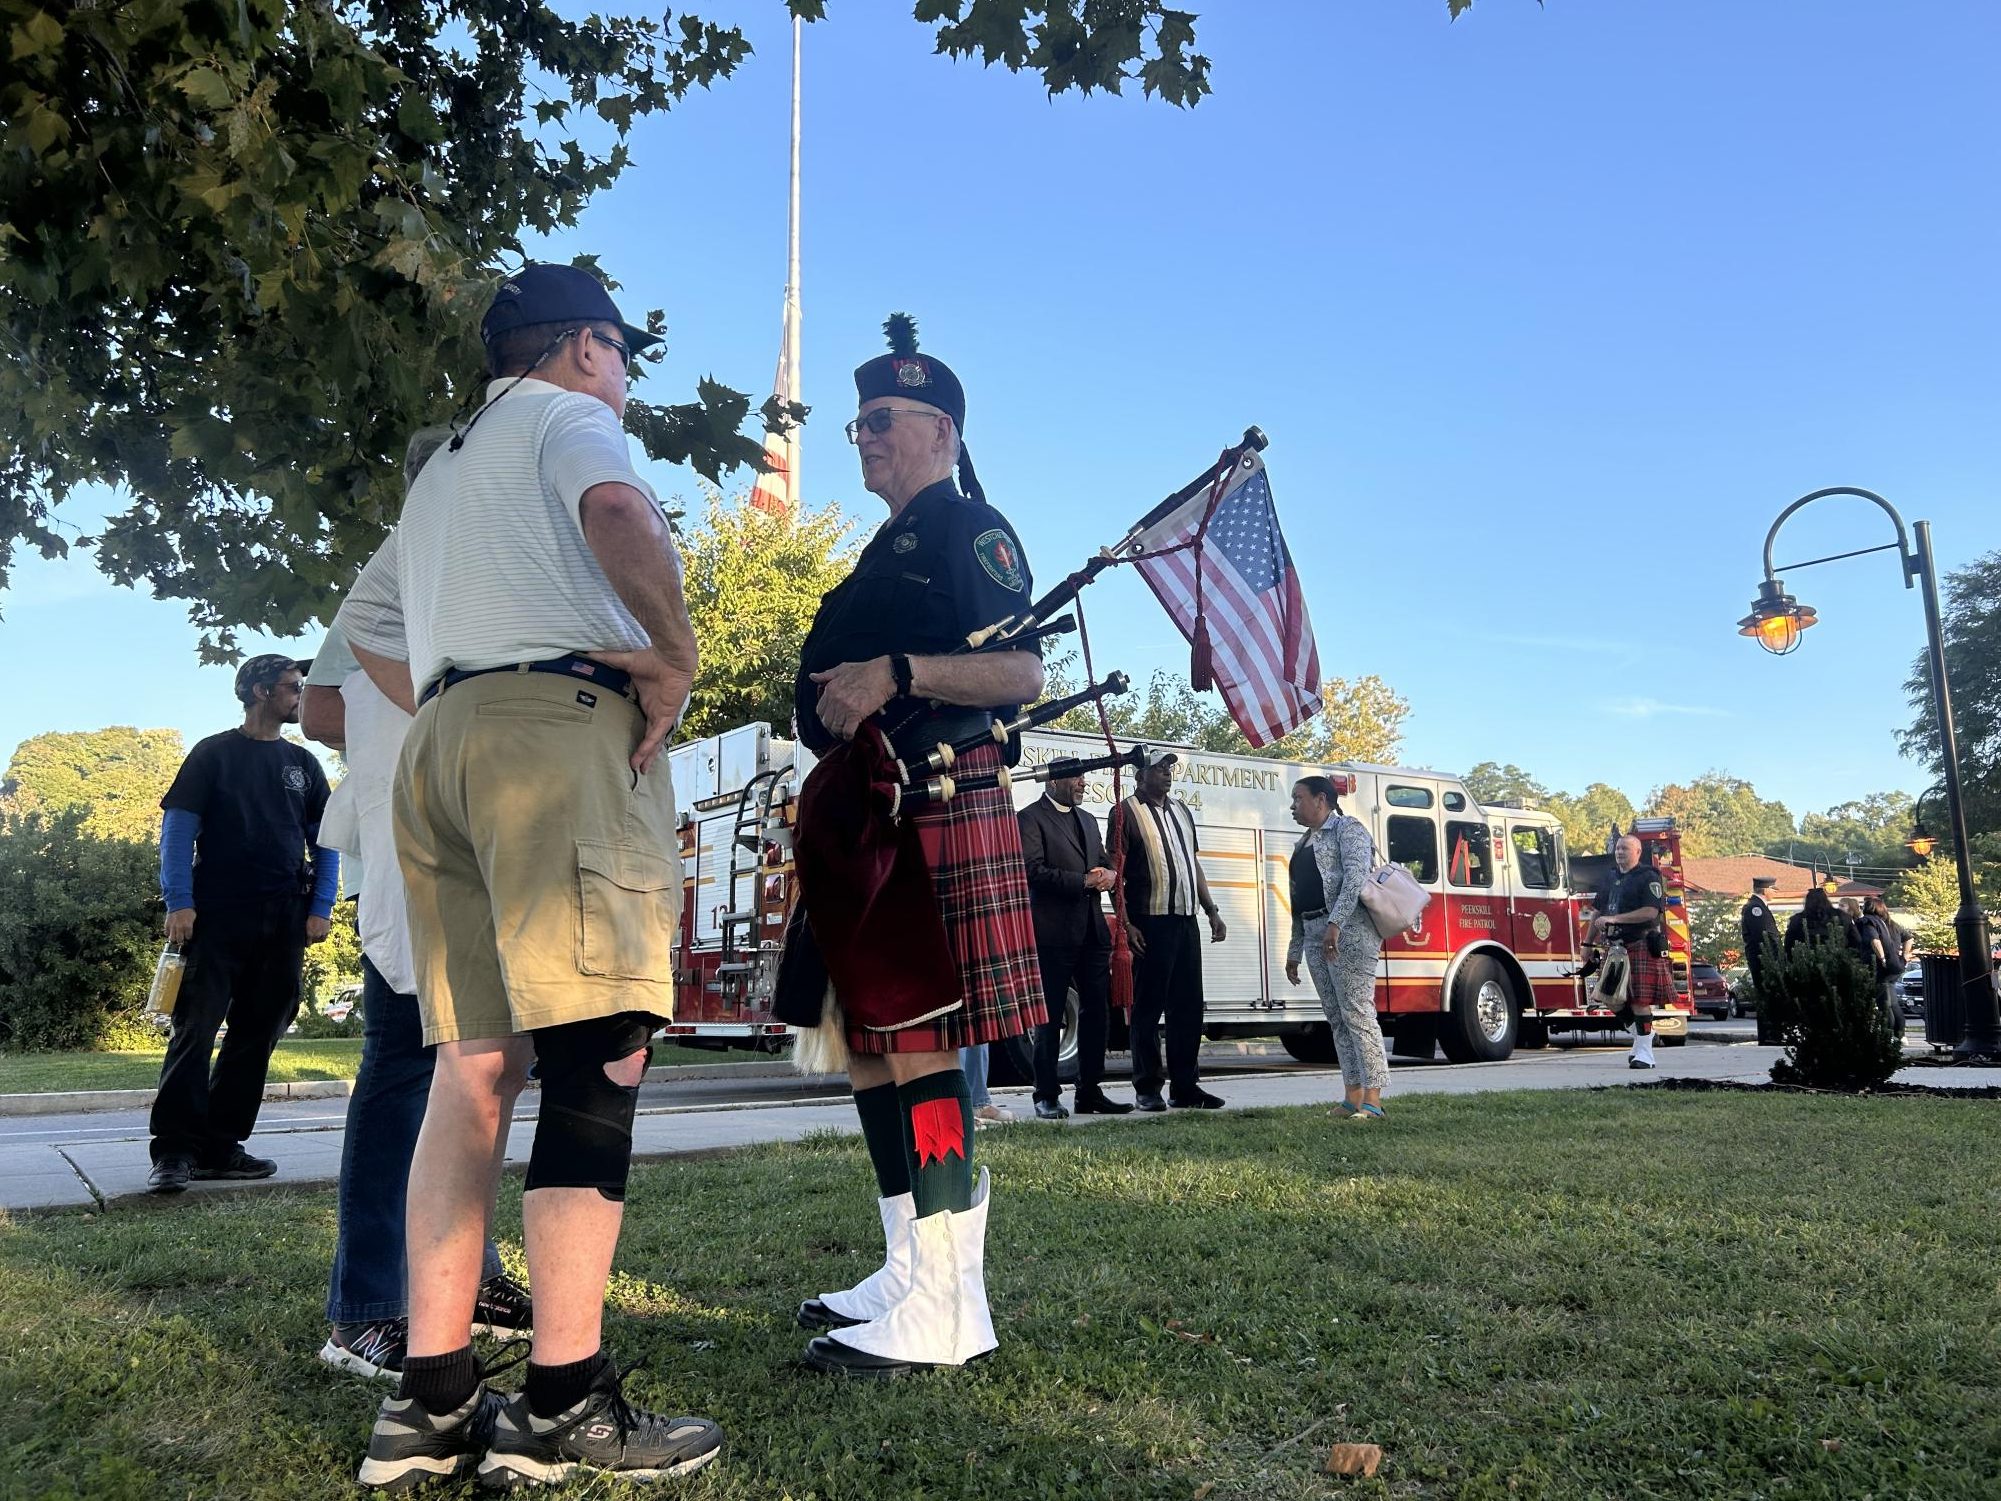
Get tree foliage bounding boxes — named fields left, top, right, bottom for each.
left=1038, top=664, right=1409, bottom=766
left=1686, top=891, right=1745, bottom=969
left=1544, top=783, right=1636, bottom=857
left=676, top=491, right=860, bottom=741
left=0, top=806, right=161, bottom=1051
left=0, top=727, right=185, bottom=843
left=1888, top=853, right=1981, bottom=953
left=1463, top=762, right=1549, bottom=809
left=1784, top=792, right=1917, bottom=874
left=0, top=0, right=1209, bottom=655
left=1642, top=772, right=1795, bottom=859
left=1899, top=549, right=2001, bottom=843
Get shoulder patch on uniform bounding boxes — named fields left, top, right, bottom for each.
left=1648, top=880, right=1663, bottom=899
left=973, top=528, right=1025, bottom=592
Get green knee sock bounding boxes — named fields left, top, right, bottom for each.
left=852, top=1082, right=911, bottom=1199
left=898, top=1070, right=974, bottom=1217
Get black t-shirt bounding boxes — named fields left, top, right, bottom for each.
left=1595, top=863, right=1666, bottom=942
left=1289, top=836, right=1327, bottom=916
left=794, top=479, right=1039, bottom=751
left=161, top=730, right=331, bottom=906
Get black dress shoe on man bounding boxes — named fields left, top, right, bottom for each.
left=148, top=1155, right=193, bottom=1194
left=1071, top=1090, right=1133, bottom=1116
left=192, top=1146, right=277, bottom=1180
left=1170, top=1088, right=1226, bottom=1110
left=1132, top=1093, right=1167, bottom=1113
left=1033, top=1099, right=1070, bottom=1121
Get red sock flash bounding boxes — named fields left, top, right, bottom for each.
left=910, top=1097, right=968, bottom=1167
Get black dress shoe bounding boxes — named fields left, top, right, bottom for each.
left=802, top=1335, right=929, bottom=1378
left=148, top=1155, right=193, bottom=1194
left=796, top=1298, right=863, bottom=1332
left=1132, top=1093, right=1167, bottom=1113
left=1071, top=1091, right=1133, bottom=1116
left=1033, top=1099, right=1070, bottom=1121
left=1169, top=1088, right=1225, bottom=1110
left=192, top=1147, right=277, bottom=1180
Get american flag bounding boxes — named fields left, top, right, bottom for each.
left=1127, top=453, right=1322, bottom=749
left=747, top=285, right=799, bottom=517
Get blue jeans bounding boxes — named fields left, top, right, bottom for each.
left=960, top=1043, right=991, bottom=1108
left=326, top=956, right=501, bottom=1324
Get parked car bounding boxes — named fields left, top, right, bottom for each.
left=1896, top=962, right=1925, bottom=1018
left=1689, top=960, right=1732, bottom=1021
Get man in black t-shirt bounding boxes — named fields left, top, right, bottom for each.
left=148, top=654, right=339, bottom=1194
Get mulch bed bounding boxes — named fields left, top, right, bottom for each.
left=1618, top=1075, right=2001, bottom=1101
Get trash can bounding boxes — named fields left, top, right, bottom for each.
left=1921, top=953, right=1964, bottom=1049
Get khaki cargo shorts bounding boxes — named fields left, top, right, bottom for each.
left=392, top=668, right=681, bottom=1045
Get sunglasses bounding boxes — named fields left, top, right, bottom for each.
left=844, top=408, right=943, bottom=444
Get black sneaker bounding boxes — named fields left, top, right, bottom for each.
left=1170, top=1088, right=1226, bottom=1110
left=192, top=1146, right=277, bottom=1180
left=148, top=1155, right=194, bottom=1194
left=321, top=1319, right=408, bottom=1382
left=1132, top=1093, right=1168, bottom=1113
left=477, top=1357, right=722, bottom=1489
left=472, top=1274, right=533, bottom=1337
left=358, top=1383, right=508, bottom=1491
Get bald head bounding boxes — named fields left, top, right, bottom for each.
left=1614, top=835, right=1643, bottom=872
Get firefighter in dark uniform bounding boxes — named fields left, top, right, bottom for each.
left=1585, top=833, right=1673, bottom=1070
left=1740, top=876, right=1780, bottom=1039
left=784, top=314, right=1046, bottom=1377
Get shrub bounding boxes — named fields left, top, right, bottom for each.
left=1755, top=932, right=1903, bottom=1090
left=0, top=807, right=161, bottom=1051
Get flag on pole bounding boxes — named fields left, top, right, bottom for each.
left=1125, top=452, right=1321, bottom=748
left=747, top=300, right=798, bottom=516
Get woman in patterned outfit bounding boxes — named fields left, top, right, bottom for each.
left=783, top=316, right=1045, bottom=1376
left=1283, top=777, right=1390, bottom=1119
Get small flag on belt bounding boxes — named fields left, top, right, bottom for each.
left=1125, top=451, right=1321, bottom=749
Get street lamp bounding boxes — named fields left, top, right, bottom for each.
left=1906, top=784, right=1944, bottom=861
left=1741, top=487, right=1997, bottom=1060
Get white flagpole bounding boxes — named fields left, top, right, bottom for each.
left=782, top=12, right=802, bottom=509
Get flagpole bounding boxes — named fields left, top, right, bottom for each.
left=782, top=12, right=802, bottom=509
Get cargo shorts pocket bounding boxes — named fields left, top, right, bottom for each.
left=576, top=840, right=678, bottom=981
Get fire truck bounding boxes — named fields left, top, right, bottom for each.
left=664, top=724, right=1692, bottom=1077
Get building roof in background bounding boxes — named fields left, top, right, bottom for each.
left=1683, top=855, right=1892, bottom=901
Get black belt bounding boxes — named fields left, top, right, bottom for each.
left=418, top=654, right=637, bottom=708
left=885, top=708, right=995, bottom=761
left=1299, top=907, right=1329, bottom=922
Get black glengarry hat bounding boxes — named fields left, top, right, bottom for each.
left=853, top=314, right=985, bottom=501
left=854, top=313, right=965, bottom=430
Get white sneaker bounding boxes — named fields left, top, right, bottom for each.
left=973, top=1104, right=1015, bottom=1127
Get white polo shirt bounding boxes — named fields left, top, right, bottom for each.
left=337, top=378, right=666, bottom=692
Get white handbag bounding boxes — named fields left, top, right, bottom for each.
left=1355, top=821, right=1432, bottom=940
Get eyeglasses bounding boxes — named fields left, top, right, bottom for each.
left=589, top=328, right=631, bottom=365
left=845, top=408, right=942, bottom=444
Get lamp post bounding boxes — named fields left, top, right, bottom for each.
left=1906, top=784, right=1945, bottom=861
left=1738, top=488, right=1997, bottom=1060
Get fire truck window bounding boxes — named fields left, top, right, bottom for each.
left=1386, top=785, right=1433, bottom=809
left=1445, top=820, right=1493, bottom=888
left=1443, top=791, right=1467, bottom=812
left=1511, top=826, right=1556, bottom=889
left=1387, top=815, right=1438, bottom=884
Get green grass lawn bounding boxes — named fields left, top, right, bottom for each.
left=4, top=1091, right=1998, bottom=1499
left=0, top=1039, right=772, bottom=1095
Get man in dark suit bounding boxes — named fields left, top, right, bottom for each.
left=1017, top=769, right=1132, bottom=1119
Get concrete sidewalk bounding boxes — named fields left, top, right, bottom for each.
left=8, top=1040, right=1990, bottom=1216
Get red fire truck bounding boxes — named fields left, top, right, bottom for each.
left=664, top=725, right=1692, bottom=1076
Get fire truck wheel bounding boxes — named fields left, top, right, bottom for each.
left=1279, top=1025, right=1340, bottom=1065
left=1440, top=956, right=1518, bottom=1064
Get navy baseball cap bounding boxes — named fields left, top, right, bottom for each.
left=480, top=263, right=661, bottom=353
left=234, top=654, right=307, bottom=704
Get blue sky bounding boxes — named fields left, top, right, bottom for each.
left=3, top=0, right=1996, bottom=822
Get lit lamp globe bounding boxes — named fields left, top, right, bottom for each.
left=1907, top=830, right=1936, bottom=859
left=1736, top=579, right=1818, bottom=656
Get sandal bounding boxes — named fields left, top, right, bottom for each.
left=1330, top=1101, right=1360, bottom=1119
left=1354, top=1103, right=1386, bottom=1121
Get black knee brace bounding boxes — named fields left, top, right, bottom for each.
left=525, top=1012, right=655, bottom=1201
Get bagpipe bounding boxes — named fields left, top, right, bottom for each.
left=779, top=430, right=1272, bottom=1058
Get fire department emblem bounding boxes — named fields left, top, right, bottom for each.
left=974, top=529, right=1024, bottom=591
left=1531, top=911, right=1551, bottom=941
left=893, top=358, right=929, bottom=388
left=892, top=532, right=918, bottom=554
left=282, top=766, right=308, bottom=792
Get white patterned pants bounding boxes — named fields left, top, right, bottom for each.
left=1303, top=914, right=1388, bottom=1091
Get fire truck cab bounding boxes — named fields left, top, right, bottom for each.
left=665, top=724, right=1691, bottom=1077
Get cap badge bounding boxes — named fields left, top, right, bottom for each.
left=893, top=358, right=929, bottom=388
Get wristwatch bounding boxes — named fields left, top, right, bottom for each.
left=889, top=653, right=914, bottom=697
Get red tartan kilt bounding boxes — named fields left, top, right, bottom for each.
left=1626, top=948, right=1676, bottom=1008
left=848, top=741, right=1045, bottom=1054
